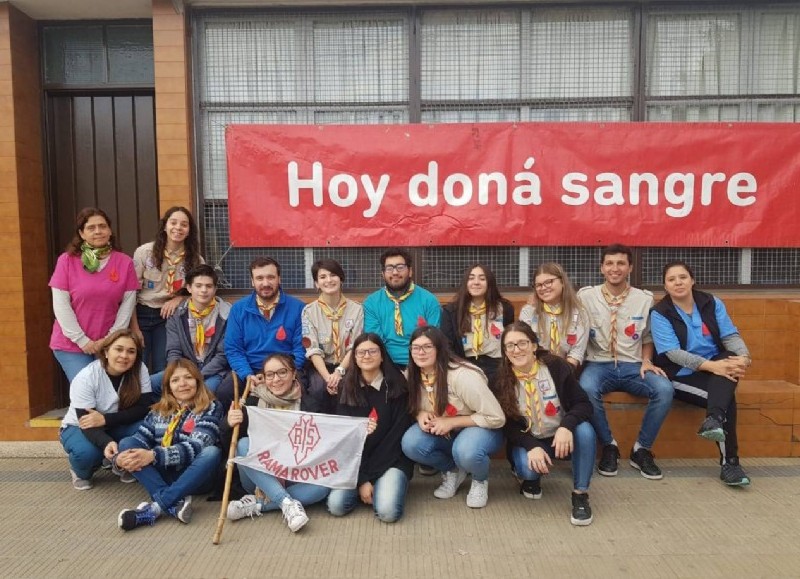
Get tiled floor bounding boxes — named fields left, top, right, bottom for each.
left=3, top=454, right=800, bottom=578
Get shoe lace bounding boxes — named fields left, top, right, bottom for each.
left=136, top=507, right=157, bottom=527
left=282, top=500, right=303, bottom=522
left=241, top=496, right=262, bottom=518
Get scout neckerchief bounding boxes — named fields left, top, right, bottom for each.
left=164, top=248, right=185, bottom=293
left=469, top=302, right=486, bottom=355
left=421, top=372, right=437, bottom=413
left=189, top=298, right=217, bottom=356
left=514, top=361, right=541, bottom=432
left=542, top=303, right=563, bottom=352
left=253, top=379, right=302, bottom=409
left=385, top=282, right=415, bottom=336
left=256, top=293, right=280, bottom=321
left=318, top=297, right=348, bottom=363
left=162, top=406, right=190, bottom=447
left=80, top=242, right=111, bottom=273
left=601, top=284, right=630, bottom=366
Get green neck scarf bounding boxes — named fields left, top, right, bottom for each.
left=80, top=242, right=112, bottom=272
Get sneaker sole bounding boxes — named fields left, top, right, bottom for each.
left=570, top=515, right=593, bottom=526
left=723, top=477, right=751, bottom=487
left=466, top=500, right=488, bottom=509
left=597, top=467, right=618, bottom=477
left=73, top=482, right=93, bottom=491
left=288, top=515, right=309, bottom=533
left=629, top=460, right=663, bottom=480
left=521, top=491, right=543, bottom=500
left=698, top=429, right=726, bottom=442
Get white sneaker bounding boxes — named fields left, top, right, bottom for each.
left=280, top=497, right=309, bottom=533
left=466, top=479, right=489, bottom=508
left=70, top=469, right=92, bottom=491
left=433, top=468, right=467, bottom=499
left=227, top=494, right=262, bottom=521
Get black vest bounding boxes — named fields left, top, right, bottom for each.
left=651, top=289, right=725, bottom=379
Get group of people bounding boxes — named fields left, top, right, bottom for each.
left=52, top=206, right=752, bottom=534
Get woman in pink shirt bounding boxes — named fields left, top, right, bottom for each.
left=49, top=208, right=140, bottom=382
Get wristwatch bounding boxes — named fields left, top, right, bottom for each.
left=335, top=366, right=346, bottom=377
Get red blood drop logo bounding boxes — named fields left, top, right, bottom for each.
left=276, top=325, right=287, bottom=341
left=182, top=416, right=195, bottom=433
left=445, top=403, right=458, bottom=417
left=368, top=407, right=378, bottom=421
left=417, top=316, right=427, bottom=328
left=566, top=333, right=577, bottom=346
left=702, top=323, right=710, bottom=336
left=490, top=324, right=502, bottom=337
left=624, top=323, right=636, bottom=337
left=545, top=401, right=558, bottom=416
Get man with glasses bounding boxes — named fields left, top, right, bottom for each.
left=363, top=248, right=441, bottom=370
left=577, top=244, right=674, bottom=480
left=217, top=257, right=306, bottom=409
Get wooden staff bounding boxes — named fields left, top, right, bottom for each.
left=212, top=374, right=253, bottom=545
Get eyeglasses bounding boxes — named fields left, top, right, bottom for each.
left=505, top=339, right=532, bottom=352
left=355, top=348, right=380, bottom=358
left=264, top=368, right=291, bottom=381
left=410, top=343, right=435, bottom=354
left=534, top=277, right=560, bottom=291
left=383, top=264, right=408, bottom=273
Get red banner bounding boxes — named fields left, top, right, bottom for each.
left=226, top=122, right=800, bottom=247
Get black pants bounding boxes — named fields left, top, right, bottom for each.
left=672, top=352, right=739, bottom=463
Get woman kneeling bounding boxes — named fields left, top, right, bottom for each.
left=116, top=359, right=223, bottom=530
left=497, top=322, right=596, bottom=526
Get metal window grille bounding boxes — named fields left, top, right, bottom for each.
left=193, top=4, right=800, bottom=292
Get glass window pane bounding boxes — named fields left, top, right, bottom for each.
left=527, top=8, right=633, bottom=99
left=528, top=107, right=631, bottom=121
left=107, top=25, right=154, bottom=84
left=753, top=13, right=800, bottom=94
left=44, top=26, right=106, bottom=85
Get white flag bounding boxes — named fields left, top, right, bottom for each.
left=233, top=407, right=368, bottom=490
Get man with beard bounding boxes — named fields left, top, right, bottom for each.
left=216, top=257, right=305, bottom=408
left=363, top=248, right=441, bottom=370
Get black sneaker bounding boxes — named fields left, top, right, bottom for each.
left=597, top=444, right=620, bottom=476
left=570, top=492, right=593, bottom=526
left=118, top=502, right=158, bottom=531
left=629, top=447, right=663, bottom=480
left=520, top=479, right=542, bottom=500
left=698, top=415, right=726, bottom=442
left=720, top=458, right=750, bottom=487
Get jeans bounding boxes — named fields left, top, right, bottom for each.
left=510, top=421, right=597, bottom=492
left=60, top=422, right=143, bottom=480
left=302, top=363, right=338, bottom=414
left=327, top=467, right=409, bottom=523
left=579, top=361, right=674, bottom=449
left=53, top=350, right=96, bottom=383
left=236, top=438, right=330, bottom=511
left=137, top=304, right=167, bottom=374
left=118, top=437, right=221, bottom=511
left=401, top=424, right=503, bottom=482
left=150, top=371, right=222, bottom=397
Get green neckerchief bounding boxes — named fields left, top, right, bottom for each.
left=80, top=242, right=112, bottom=273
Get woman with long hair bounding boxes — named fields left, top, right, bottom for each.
left=50, top=208, right=139, bottom=382
left=301, top=258, right=363, bottom=413
left=496, top=322, right=596, bottom=526
left=59, top=329, right=155, bottom=490
left=651, top=260, right=752, bottom=486
left=519, top=262, right=588, bottom=368
left=441, top=263, right=514, bottom=389
left=115, top=359, right=223, bottom=531
left=327, top=333, right=414, bottom=522
left=225, top=353, right=330, bottom=533
left=131, top=206, right=202, bottom=374
left=400, top=326, right=505, bottom=509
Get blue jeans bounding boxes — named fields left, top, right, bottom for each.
left=236, top=438, right=330, bottom=511
left=118, top=437, right=221, bottom=511
left=151, top=371, right=222, bottom=397
left=579, top=361, right=674, bottom=449
left=327, top=467, right=409, bottom=523
left=53, top=350, right=95, bottom=383
left=401, top=424, right=503, bottom=481
left=60, top=422, right=142, bottom=480
left=510, top=421, right=597, bottom=492
left=137, top=304, right=167, bottom=374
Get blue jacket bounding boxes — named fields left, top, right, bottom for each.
left=224, top=290, right=306, bottom=379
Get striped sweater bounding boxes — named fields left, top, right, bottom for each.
left=133, top=400, right=223, bottom=469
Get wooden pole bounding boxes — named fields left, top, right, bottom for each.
left=212, top=374, right=252, bottom=545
